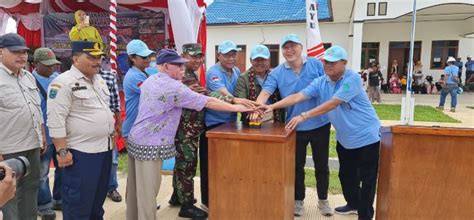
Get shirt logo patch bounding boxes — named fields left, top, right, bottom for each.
left=343, top=83, right=350, bottom=92
left=50, top=83, right=61, bottom=89
left=72, top=85, right=87, bottom=91
left=211, top=76, right=220, bottom=82
left=49, top=88, right=58, bottom=99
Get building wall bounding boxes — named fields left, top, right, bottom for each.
left=364, top=17, right=474, bottom=79
left=206, top=22, right=351, bottom=70
left=354, top=0, right=473, bottom=21
left=207, top=18, right=472, bottom=80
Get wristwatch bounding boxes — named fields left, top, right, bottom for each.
left=300, top=111, right=308, bottom=120
left=57, top=148, right=69, bottom=157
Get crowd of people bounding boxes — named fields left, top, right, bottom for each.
left=0, top=28, right=384, bottom=220
left=2, top=9, right=466, bottom=220
left=358, top=55, right=472, bottom=112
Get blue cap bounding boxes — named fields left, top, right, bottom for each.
left=156, top=49, right=188, bottom=65
left=218, top=40, right=240, bottom=54
left=126, top=39, right=155, bottom=57
left=323, top=46, right=347, bottom=62
left=280, top=34, right=302, bottom=47
left=250, top=45, right=270, bottom=60
left=0, top=33, right=29, bottom=51
left=71, top=41, right=104, bottom=56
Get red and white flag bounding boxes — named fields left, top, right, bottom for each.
left=306, top=0, right=325, bottom=58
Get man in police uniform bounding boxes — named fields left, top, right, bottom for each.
left=47, top=41, right=115, bottom=219
left=0, top=33, right=46, bottom=220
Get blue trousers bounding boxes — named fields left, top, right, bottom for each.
left=439, top=84, right=458, bottom=108
left=62, top=149, right=112, bottom=220
left=37, top=144, right=62, bottom=211
left=108, top=147, right=119, bottom=192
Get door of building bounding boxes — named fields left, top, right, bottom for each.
left=388, top=41, right=421, bottom=79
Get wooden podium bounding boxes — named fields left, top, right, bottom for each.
left=206, top=122, right=295, bottom=220
left=377, top=126, right=474, bottom=220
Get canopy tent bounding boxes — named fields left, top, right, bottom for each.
left=1, top=0, right=210, bottom=152
left=0, top=0, right=208, bottom=55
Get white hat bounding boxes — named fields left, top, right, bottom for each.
left=468, top=55, right=472, bottom=59
left=447, top=56, right=456, bottom=63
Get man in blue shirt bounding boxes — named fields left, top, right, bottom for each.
left=465, top=55, right=474, bottom=83
left=263, top=46, right=381, bottom=220
left=251, top=34, right=332, bottom=217
left=199, top=40, right=241, bottom=208
left=32, top=47, right=62, bottom=219
left=438, top=57, right=460, bottom=112
left=122, top=39, right=155, bottom=139
left=455, top=57, right=463, bottom=83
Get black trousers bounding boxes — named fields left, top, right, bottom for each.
left=337, top=141, right=380, bottom=219
left=199, top=123, right=224, bottom=206
left=295, top=123, right=331, bottom=201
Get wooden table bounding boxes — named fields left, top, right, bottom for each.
left=206, top=122, right=296, bottom=220
left=377, top=125, right=474, bottom=220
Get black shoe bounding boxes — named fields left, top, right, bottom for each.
left=38, top=209, right=56, bottom=220
left=335, top=204, right=358, bottom=215
left=168, top=192, right=181, bottom=207
left=169, top=193, right=198, bottom=207
left=179, top=205, right=208, bottom=219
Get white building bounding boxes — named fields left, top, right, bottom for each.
left=206, top=0, right=474, bottom=80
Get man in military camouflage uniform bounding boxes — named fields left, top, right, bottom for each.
left=169, top=43, right=208, bottom=219
left=170, top=43, right=256, bottom=219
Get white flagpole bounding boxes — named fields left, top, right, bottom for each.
left=401, top=0, right=417, bottom=125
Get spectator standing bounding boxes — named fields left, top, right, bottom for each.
left=32, top=48, right=63, bottom=220
left=465, top=55, right=474, bottom=83
left=0, top=33, right=45, bottom=220
left=367, top=63, right=383, bottom=103
left=437, top=57, right=459, bottom=112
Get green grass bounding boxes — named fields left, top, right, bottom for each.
left=307, top=130, right=337, bottom=157
left=373, top=104, right=459, bottom=123
left=305, top=169, right=342, bottom=194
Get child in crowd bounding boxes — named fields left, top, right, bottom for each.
left=390, top=73, right=401, bottom=94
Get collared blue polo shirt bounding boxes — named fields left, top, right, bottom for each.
left=32, top=70, right=59, bottom=145
left=301, top=69, right=380, bottom=149
left=444, top=65, right=459, bottom=85
left=205, top=63, right=240, bottom=126
left=263, top=57, right=329, bottom=131
left=123, top=67, right=151, bottom=137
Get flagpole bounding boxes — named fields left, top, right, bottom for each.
left=401, top=0, right=417, bottom=125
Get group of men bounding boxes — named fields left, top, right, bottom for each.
left=0, top=33, right=122, bottom=220
left=0, top=30, right=381, bottom=220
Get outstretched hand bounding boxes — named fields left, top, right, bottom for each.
left=233, top=98, right=261, bottom=108
left=285, top=115, right=304, bottom=130
left=234, top=104, right=256, bottom=112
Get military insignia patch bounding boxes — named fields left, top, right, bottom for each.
left=49, top=88, right=58, bottom=99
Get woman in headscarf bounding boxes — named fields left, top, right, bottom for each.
left=69, top=10, right=104, bottom=50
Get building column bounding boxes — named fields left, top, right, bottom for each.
left=351, top=22, right=364, bottom=71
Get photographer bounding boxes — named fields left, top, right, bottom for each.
left=0, top=164, right=16, bottom=207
